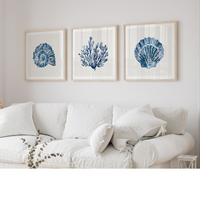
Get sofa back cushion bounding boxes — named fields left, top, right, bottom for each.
left=32, top=103, right=68, bottom=139
left=152, top=107, right=188, bottom=135
left=0, top=102, right=38, bottom=137
left=113, top=105, right=188, bottom=135
left=62, top=103, right=113, bottom=139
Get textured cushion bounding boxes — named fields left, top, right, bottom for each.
left=113, top=105, right=188, bottom=135
left=62, top=103, right=113, bottom=139
left=152, top=107, right=188, bottom=134
left=0, top=102, right=38, bottom=137
left=89, top=124, right=113, bottom=156
left=32, top=103, right=68, bottom=139
left=112, top=104, right=167, bottom=151
left=23, top=139, right=89, bottom=168
left=0, top=135, right=52, bottom=164
left=72, top=144, right=133, bottom=168
left=132, top=132, right=194, bottom=168
left=113, top=105, right=135, bottom=124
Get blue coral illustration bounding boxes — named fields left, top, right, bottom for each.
left=78, top=37, right=108, bottom=70
left=134, top=37, right=164, bottom=69
left=33, top=43, right=56, bottom=68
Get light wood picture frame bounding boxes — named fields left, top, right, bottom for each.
left=25, top=29, right=66, bottom=81
left=124, top=21, right=177, bottom=81
left=71, top=25, right=118, bottom=81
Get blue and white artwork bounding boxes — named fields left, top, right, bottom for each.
left=33, top=43, right=56, bottom=68
left=78, top=36, right=108, bottom=70
left=134, top=37, right=164, bottom=69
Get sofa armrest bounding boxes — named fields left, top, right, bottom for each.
left=132, top=132, right=195, bottom=168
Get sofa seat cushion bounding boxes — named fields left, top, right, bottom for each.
left=0, top=135, right=52, bottom=164
left=25, top=139, right=89, bottom=168
left=72, top=144, right=133, bottom=168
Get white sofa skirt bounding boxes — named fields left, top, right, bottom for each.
left=0, top=159, right=178, bottom=169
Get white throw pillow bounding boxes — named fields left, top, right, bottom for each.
left=112, top=104, right=167, bottom=152
left=89, top=124, right=113, bottom=156
left=0, top=102, right=38, bottom=137
left=62, top=103, right=113, bottom=139
left=113, top=105, right=188, bottom=135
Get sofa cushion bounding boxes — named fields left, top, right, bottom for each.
left=132, top=132, right=194, bottom=168
left=24, top=139, right=89, bottom=168
left=0, top=102, right=38, bottom=138
left=112, top=104, right=167, bottom=152
left=152, top=107, right=188, bottom=135
left=0, top=135, right=52, bottom=164
left=32, top=103, right=68, bottom=139
left=62, top=103, right=113, bottom=139
left=72, top=144, right=133, bottom=168
left=113, top=105, right=188, bottom=135
left=113, top=105, right=135, bottom=124
left=89, top=123, right=114, bottom=156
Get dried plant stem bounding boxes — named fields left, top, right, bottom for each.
left=21, top=136, right=63, bottom=169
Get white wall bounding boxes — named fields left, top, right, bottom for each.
left=4, top=0, right=199, bottom=155
left=0, top=0, right=4, bottom=102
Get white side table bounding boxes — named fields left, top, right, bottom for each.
left=177, top=155, right=198, bottom=169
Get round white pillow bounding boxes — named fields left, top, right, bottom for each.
left=90, top=123, right=113, bottom=156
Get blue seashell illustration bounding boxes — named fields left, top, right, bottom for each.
left=134, top=37, right=164, bottom=69
left=33, top=43, right=56, bottom=68
left=78, top=36, right=108, bottom=70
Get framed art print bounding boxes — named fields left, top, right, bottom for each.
left=72, top=25, right=118, bottom=81
left=25, top=29, right=66, bottom=81
left=124, top=21, right=177, bottom=81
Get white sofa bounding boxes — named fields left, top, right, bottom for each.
left=0, top=103, right=195, bottom=169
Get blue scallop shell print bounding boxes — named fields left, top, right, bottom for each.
left=134, top=37, right=164, bottom=69
left=33, top=43, right=56, bottom=68
left=78, top=36, right=108, bottom=70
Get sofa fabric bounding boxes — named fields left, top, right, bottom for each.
left=113, top=105, right=188, bottom=135
left=152, top=107, right=188, bottom=134
left=24, top=139, right=89, bottom=168
left=62, top=103, right=113, bottom=139
left=0, top=103, right=194, bottom=169
left=0, top=102, right=38, bottom=138
left=89, top=124, right=114, bottom=156
left=132, top=132, right=194, bottom=168
left=0, top=162, right=28, bottom=168
left=32, top=103, right=68, bottom=139
left=72, top=144, right=133, bottom=168
left=0, top=135, right=52, bottom=164
left=112, top=104, right=167, bottom=152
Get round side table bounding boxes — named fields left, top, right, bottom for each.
left=177, top=155, right=198, bottom=169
